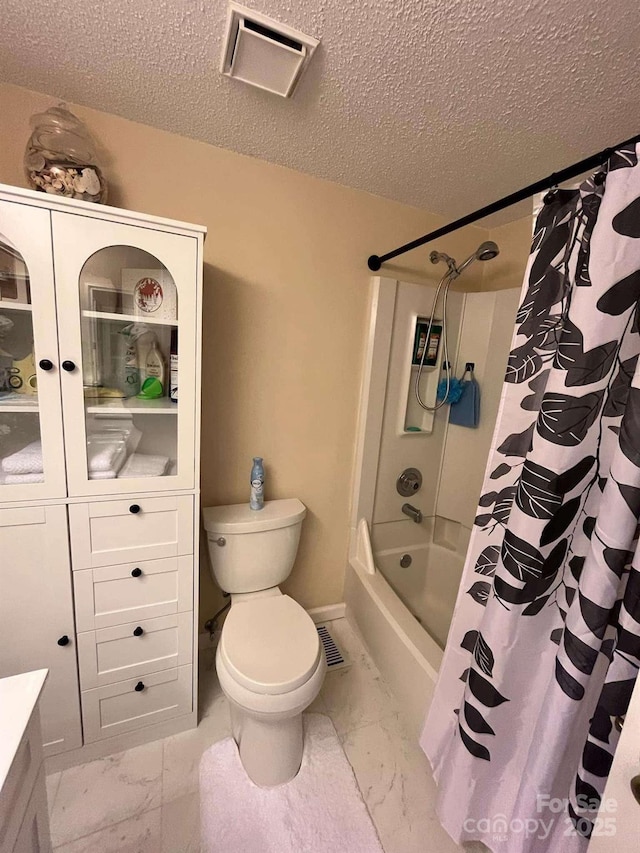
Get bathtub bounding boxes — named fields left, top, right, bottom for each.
left=345, top=518, right=466, bottom=738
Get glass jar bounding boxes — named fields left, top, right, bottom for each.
left=24, top=104, right=107, bottom=203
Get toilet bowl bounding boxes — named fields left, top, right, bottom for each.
left=202, top=499, right=326, bottom=787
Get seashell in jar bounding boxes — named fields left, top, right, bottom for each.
left=81, top=168, right=101, bottom=197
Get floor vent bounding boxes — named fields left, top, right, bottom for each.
left=317, top=624, right=350, bottom=671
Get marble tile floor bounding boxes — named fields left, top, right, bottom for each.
left=45, top=617, right=468, bottom=853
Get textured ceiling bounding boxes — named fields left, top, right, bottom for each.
left=0, top=0, right=639, bottom=222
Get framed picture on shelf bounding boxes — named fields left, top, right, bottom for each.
left=84, top=276, right=119, bottom=314
left=122, top=269, right=177, bottom=321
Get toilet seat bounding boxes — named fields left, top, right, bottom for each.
left=220, top=595, right=321, bottom=695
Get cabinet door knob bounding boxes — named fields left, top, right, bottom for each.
left=133, top=626, right=144, bottom=637
left=57, top=635, right=70, bottom=646
left=61, top=360, right=76, bottom=372
left=134, top=681, right=145, bottom=692
left=129, top=504, right=141, bottom=514
left=39, top=359, right=54, bottom=371
left=131, top=567, right=143, bottom=577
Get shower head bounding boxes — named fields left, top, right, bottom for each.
left=476, top=241, right=500, bottom=261
left=429, top=242, right=499, bottom=277
left=456, top=241, right=501, bottom=274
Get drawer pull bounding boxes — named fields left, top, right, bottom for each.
left=62, top=359, right=76, bottom=372
left=39, top=358, right=54, bottom=371
left=133, top=626, right=144, bottom=637
left=57, top=634, right=70, bottom=646
left=129, top=504, right=141, bottom=514
left=131, top=567, right=143, bottom=578
left=134, top=681, right=145, bottom=692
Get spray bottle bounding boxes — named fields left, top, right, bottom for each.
left=250, top=457, right=264, bottom=511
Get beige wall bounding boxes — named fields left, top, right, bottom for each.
left=486, top=216, right=532, bottom=291
left=0, top=82, right=496, bottom=627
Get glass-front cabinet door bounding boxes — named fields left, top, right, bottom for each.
left=52, top=213, right=198, bottom=496
left=0, top=201, right=67, bottom=502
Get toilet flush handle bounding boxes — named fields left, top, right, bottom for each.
left=213, top=537, right=226, bottom=547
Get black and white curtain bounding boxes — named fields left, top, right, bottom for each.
left=421, top=143, right=640, bottom=852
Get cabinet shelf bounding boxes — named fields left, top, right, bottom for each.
left=0, top=301, right=32, bottom=312
left=85, top=397, right=177, bottom=415
left=82, top=310, right=177, bottom=327
left=0, top=394, right=39, bottom=413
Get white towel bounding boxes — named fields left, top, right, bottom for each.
left=118, top=453, right=169, bottom=478
left=87, top=438, right=126, bottom=473
left=89, top=469, right=119, bottom=480
left=5, top=472, right=45, bottom=484
left=86, top=424, right=140, bottom=474
left=2, top=441, right=43, bottom=475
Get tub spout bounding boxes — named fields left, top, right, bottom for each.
left=402, top=503, right=423, bottom=523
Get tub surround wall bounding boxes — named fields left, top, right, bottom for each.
left=372, top=280, right=464, bottom=525
left=435, top=287, right=521, bottom=529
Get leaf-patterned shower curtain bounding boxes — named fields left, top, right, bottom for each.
left=421, top=143, right=640, bottom=853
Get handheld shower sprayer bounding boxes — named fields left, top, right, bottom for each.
left=429, top=241, right=499, bottom=277
left=415, top=241, right=500, bottom=411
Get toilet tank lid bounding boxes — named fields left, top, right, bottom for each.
left=202, top=498, right=306, bottom=535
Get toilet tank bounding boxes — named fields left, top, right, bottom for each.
left=202, top=499, right=306, bottom=593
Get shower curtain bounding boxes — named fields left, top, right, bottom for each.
left=422, top=142, right=640, bottom=853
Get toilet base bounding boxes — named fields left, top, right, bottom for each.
left=231, top=704, right=303, bottom=787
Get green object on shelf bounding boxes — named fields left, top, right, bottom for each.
left=406, top=426, right=422, bottom=432
left=137, top=377, right=164, bottom=399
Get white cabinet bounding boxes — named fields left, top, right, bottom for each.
left=0, top=506, right=81, bottom=756
left=0, top=184, right=204, bottom=764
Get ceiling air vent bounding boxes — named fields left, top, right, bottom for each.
left=221, top=3, right=319, bottom=98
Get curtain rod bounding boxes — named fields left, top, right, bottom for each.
left=367, top=132, right=640, bottom=272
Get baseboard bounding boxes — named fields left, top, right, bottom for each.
left=307, top=603, right=346, bottom=623
left=198, top=602, right=346, bottom=650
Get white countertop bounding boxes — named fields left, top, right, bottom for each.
left=0, top=669, right=47, bottom=790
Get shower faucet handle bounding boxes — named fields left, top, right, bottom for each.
left=396, top=468, right=423, bottom=497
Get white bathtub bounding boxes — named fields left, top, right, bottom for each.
left=375, top=532, right=465, bottom=650
left=345, top=518, right=466, bottom=738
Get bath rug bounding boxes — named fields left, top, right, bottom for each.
left=199, top=713, right=383, bottom=853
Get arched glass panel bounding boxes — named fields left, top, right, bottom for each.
left=0, top=234, right=41, bottom=486
left=79, top=246, right=179, bottom=480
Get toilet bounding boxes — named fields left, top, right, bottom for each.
left=202, top=498, right=326, bottom=787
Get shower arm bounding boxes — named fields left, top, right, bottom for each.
left=367, top=131, right=640, bottom=272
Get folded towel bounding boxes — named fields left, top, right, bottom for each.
left=89, top=469, right=119, bottom=480
left=87, top=438, right=126, bottom=473
left=86, top=425, right=141, bottom=474
left=5, top=472, right=45, bottom=484
left=118, top=453, right=169, bottom=478
left=2, top=440, right=43, bottom=475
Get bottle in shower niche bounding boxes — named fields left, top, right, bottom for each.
left=169, top=328, right=178, bottom=402
left=250, top=457, right=264, bottom=511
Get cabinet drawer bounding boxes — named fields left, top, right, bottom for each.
left=74, top=556, right=194, bottom=632
left=77, top=613, right=192, bottom=689
left=81, top=665, right=192, bottom=743
left=69, top=496, right=194, bottom=568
